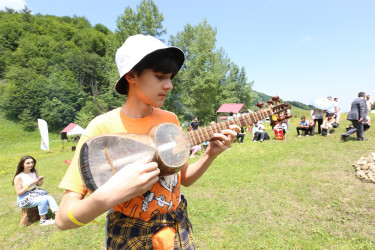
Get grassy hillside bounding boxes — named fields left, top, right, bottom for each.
left=1, top=111, right=374, bottom=249
left=252, top=90, right=311, bottom=110
left=0, top=114, right=76, bottom=176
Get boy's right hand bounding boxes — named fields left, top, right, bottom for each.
left=95, top=159, right=160, bottom=208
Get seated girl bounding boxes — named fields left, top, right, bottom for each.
left=13, top=156, right=59, bottom=226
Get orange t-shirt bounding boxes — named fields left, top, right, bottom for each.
left=59, top=107, right=183, bottom=221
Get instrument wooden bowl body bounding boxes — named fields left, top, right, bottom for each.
left=79, top=123, right=191, bottom=192
left=149, top=123, right=191, bottom=176
left=79, top=101, right=292, bottom=193
left=80, top=134, right=156, bottom=192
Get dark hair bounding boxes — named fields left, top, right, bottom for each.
left=358, top=92, right=366, bottom=97
left=12, top=156, right=36, bottom=185
left=301, top=116, right=305, bottom=119
left=229, top=112, right=233, bottom=116
left=132, top=50, right=180, bottom=79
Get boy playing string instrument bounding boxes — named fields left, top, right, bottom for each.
left=56, top=35, right=239, bottom=249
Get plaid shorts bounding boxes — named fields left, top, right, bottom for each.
left=106, top=195, right=195, bottom=250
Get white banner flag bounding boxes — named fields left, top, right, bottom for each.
left=37, top=119, right=49, bottom=151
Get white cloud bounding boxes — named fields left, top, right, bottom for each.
left=298, top=34, right=312, bottom=43
left=0, top=0, right=27, bottom=11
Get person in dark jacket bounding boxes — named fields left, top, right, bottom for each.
left=341, top=92, right=368, bottom=141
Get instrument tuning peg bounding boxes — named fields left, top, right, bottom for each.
left=277, top=116, right=286, bottom=122
left=272, top=96, right=280, bottom=105
left=266, top=100, right=274, bottom=107
left=270, top=120, right=277, bottom=127
left=285, top=114, right=292, bottom=119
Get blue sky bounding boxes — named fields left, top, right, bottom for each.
left=1, top=0, right=374, bottom=112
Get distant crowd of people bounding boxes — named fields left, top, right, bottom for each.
left=187, top=92, right=372, bottom=156
left=297, top=93, right=372, bottom=140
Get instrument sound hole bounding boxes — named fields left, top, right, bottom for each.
left=155, top=124, right=190, bottom=168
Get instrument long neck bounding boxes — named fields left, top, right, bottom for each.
left=187, top=108, right=273, bottom=146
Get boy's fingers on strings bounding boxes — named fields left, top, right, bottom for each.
left=229, top=124, right=241, bottom=134
left=211, top=134, right=231, bottom=148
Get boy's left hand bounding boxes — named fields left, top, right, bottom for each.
left=205, top=124, right=240, bottom=158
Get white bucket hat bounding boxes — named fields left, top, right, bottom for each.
left=115, top=34, right=185, bottom=95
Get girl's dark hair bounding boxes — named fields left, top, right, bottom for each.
left=132, top=49, right=180, bottom=78
left=12, top=156, right=36, bottom=185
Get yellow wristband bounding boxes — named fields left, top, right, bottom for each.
left=26, top=186, right=30, bottom=190
left=68, top=203, right=86, bottom=227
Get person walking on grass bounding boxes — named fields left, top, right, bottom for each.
left=342, top=92, right=368, bottom=141
left=55, top=34, right=239, bottom=249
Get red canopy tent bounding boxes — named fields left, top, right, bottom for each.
left=216, top=103, right=250, bottom=121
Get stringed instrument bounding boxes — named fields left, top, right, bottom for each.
left=79, top=102, right=291, bottom=193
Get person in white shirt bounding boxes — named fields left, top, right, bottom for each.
left=327, top=96, right=336, bottom=115
left=366, top=95, right=373, bottom=112
left=334, top=98, right=341, bottom=123
left=326, top=96, right=338, bottom=119
left=252, top=121, right=266, bottom=142
left=311, top=107, right=324, bottom=134
left=227, top=112, right=234, bottom=121
left=274, top=120, right=288, bottom=138
left=364, top=115, right=371, bottom=131
left=13, top=156, right=59, bottom=226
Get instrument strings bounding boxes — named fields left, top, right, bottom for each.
left=188, top=108, right=273, bottom=146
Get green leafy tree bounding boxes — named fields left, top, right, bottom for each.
left=0, top=12, right=23, bottom=51
left=220, top=64, right=253, bottom=106
left=137, top=0, right=166, bottom=38
left=167, top=20, right=254, bottom=125
left=40, top=97, right=75, bottom=128
left=115, top=0, right=166, bottom=44
left=74, top=100, right=102, bottom=128
left=18, top=108, right=37, bottom=130
left=3, top=67, right=48, bottom=119
left=168, top=20, right=231, bottom=124
left=0, top=5, right=257, bottom=132
left=0, top=11, right=115, bottom=129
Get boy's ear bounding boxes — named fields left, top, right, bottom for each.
left=124, top=70, right=137, bottom=84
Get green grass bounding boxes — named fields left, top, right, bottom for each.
left=1, top=112, right=374, bottom=249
